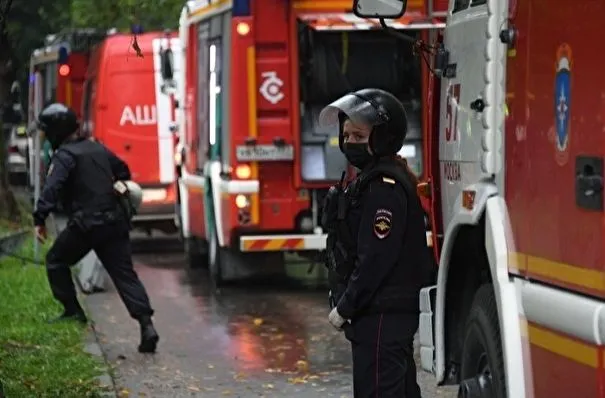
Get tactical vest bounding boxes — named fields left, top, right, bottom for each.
left=325, top=158, right=433, bottom=314
left=58, top=139, right=119, bottom=218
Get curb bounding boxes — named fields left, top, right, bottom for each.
left=79, top=288, right=117, bottom=398
left=83, top=328, right=117, bottom=398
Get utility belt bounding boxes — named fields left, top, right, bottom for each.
left=70, top=207, right=122, bottom=232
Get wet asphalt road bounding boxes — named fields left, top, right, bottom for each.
left=85, top=238, right=458, bottom=398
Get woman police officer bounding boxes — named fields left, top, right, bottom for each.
left=319, top=88, right=432, bottom=397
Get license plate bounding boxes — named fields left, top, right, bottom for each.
left=236, top=145, right=294, bottom=162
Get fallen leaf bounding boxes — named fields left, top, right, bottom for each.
left=295, top=360, right=309, bottom=372
left=118, top=388, right=130, bottom=397
left=253, top=318, right=264, bottom=326
left=222, top=390, right=232, bottom=395
left=263, top=383, right=275, bottom=389
left=288, top=376, right=309, bottom=384
left=188, top=386, right=201, bottom=392
left=208, top=364, right=215, bottom=369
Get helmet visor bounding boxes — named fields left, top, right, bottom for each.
left=318, top=93, right=387, bottom=129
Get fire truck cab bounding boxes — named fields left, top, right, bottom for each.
left=356, top=0, right=605, bottom=397
left=175, top=0, right=444, bottom=286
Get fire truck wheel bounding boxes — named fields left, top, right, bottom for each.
left=184, top=238, right=208, bottom=269
left=208, top=229, right=224, bottom=287
left=459, top=284, right=506, bottom=398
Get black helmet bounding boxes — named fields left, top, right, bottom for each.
left=37, top=103, right=79, bottom=149
left=319, top=88, right=408, bottom=157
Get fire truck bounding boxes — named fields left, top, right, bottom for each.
left=83, top=32, right=181, bottom=234
left=354, top=0, right=605, bottom=397
left=173, top=0, right=444, bottom=285
left=27, top=29, right=107, bottom=187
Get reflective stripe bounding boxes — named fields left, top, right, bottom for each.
left=297, top=12, right=445, bottom=31
left=240, top=234, right=327, bottom=252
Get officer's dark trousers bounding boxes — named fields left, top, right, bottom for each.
left=45, top=219, right=154, bottom=320
left=345, top=313, right=421, bottom=398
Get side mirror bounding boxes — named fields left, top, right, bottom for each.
left=352, top=0, right=407, bottom=19
left=160, top=48, right=174, bottom=81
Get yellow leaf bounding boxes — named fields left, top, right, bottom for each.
left=295, top=360, right=308, bottom=372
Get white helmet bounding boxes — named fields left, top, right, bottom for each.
left=114, top=180, right=143, bottom=213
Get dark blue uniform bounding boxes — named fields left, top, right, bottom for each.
left=334, top=164, right=430, bottom=398
left=34, top=138, right=154, bottom=322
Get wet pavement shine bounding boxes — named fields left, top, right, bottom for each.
left=85, top=247, right=458, bottom=398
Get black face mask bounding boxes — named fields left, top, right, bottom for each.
left=343, top=142, right=372, bottom=169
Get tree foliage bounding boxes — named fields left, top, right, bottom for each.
left=71, top=0, right=183, bottom=32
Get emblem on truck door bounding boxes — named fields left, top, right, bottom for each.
left=259, top=71, right=284, bottom=105
left=553, top=43, right=572, bottom=166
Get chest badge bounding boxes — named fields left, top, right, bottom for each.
left=373, top=208, right=393, bottom=239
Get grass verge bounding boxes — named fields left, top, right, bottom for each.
left=0, top=230, right=111, bottom=397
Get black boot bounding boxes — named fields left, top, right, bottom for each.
left=137, top=316, right=159, bottom=353
left=48, top=302, right=87, bottom=324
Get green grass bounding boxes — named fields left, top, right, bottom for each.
left=0, top=233, right=111, bottom=397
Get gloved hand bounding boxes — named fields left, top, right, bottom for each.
left=328, top=307, right=347, bottom=331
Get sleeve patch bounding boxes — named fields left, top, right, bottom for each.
left=373, top=208, right=393, bottom=239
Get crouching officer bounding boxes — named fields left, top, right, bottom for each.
left=320, top=89, right=432, bottom=397
left=33, top=103, right=160, bottom=353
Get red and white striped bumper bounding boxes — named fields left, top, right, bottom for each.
left=239, top=231, right=433, bottom=252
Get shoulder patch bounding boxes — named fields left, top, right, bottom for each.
left=373, top=208, right=393, bottom=239
left=382, top=176, right=396, bottom=184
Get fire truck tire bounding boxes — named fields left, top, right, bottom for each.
left=208, top=229, right=224, bottom=287
left=459, top=284, right=506, bottom=398
left=184, top=238, right=208, bottom=269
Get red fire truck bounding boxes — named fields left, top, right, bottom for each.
left=355, top=0, right=605, bottom=397
left=83, top=32, right=181, bottom=234
left=174, top=0, right=444, bottom=285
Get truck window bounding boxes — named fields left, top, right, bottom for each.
left=197, top=21, right=210, bottom=171
left=452, top=0, right=471, bottom=13
left=44, top=62, right=57, bottom=103
left=209, top=39, right=222, bottom=160
left=470, top=0, right=486, bottom=6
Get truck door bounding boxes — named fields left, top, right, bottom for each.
left=439, top=0, right=488, bottom=229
